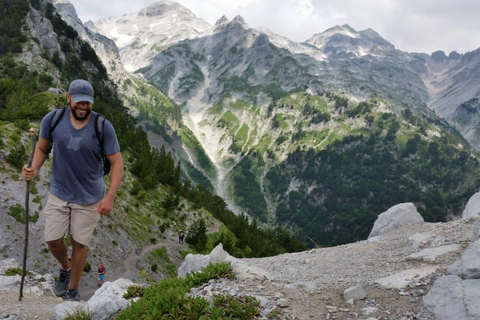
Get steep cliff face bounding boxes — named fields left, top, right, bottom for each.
left=53, top=0, right=127, bottom=85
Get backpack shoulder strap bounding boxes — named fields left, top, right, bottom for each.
left=94, top=113, right=112, bottom=176
left=46, top=107, right=67, bottom=159
left=48, top=107, right=67, bottom=139
left=94, top=112, right=106, bottom=153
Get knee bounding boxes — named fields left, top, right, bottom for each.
left=47, top=238, right=65, bottom=249
left=71, top=237, right=87, bottom=250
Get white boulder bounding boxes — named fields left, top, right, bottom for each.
left=462, top=192, right=480, bottom=220
left=368, top=203, right=424, bottom=238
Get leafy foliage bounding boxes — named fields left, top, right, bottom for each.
left=0, top=0, right=29, bottom=54
left=6, top=144, right=28, bottom=170
left=231, top=156, right=268, bottom=221
left=266, top=116, right=480, bottom=247
left=63, top=309, right=93, bottom=320
left=186, top=218, right=208, bottom=252
left=117, top=262, right=255, bottom=320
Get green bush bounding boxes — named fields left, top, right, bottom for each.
left=123, top=285, right=146, bottom=299
left=14, top=118, right=29, bottom=131
left=7, top=203, right=24, bottom=223
left=63, top=309, right=93, bottom=320
left=6, top=145, right=28, bottom=170
left=3, top=267, right=22, bottom=276
left=117, top=262, right=248, bottom=320
left=186, top=218, right=207, bottom=252
left=213, top=295, right=260, bottom=319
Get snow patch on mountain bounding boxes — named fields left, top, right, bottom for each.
left=89, top=1, right=212, bottom=72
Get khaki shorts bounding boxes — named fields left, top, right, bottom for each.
left=43, top=194, right=100, bottom=246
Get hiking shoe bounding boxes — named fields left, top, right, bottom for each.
left=65, top=289, right=81, bottom=302
left=55, top=269, right=71, bottom=297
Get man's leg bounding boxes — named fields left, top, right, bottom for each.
left=67, top=200, right=100, bottom=301
left=47, top=238, right=71, bottom=270
left=47, top=235, right=72, bottom=297
left=69, top=237, right=87, bottom=291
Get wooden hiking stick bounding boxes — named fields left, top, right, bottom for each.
left=19, top=128, right=36, bottom=301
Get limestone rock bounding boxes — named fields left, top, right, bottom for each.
left=54, top=301, right=85, bottom=320
left=343, top=285, right=366, bottom=302
left=448, top=239, right=480, bottom=279
left=178, top=243, right=269, bottom=280
left=462, top=192, right=480, bottom=220
left=368, top=203, right=424, bottom=238
left=423, top=275, right=480, bottom=320
left=84, top=279, right=134, bottom=320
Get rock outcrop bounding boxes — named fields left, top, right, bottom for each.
left=368, top=202, right=425, bottom=238
left=462, top=191, right=480, bottom=220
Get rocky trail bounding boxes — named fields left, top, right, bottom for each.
left=183, top=214, right=479, bottom=320
left=2, top=205, right=480, bottom=320
left=81, top=237, right=185, bottom=300
left=0, top=236, right=185, bottom=319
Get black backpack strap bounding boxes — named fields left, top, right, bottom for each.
left=94, top=113, right=105, bottom=152
left=48, top=107, right=67, bottom=137
left=46, top=107, right=67, bottom=159
left=94, top=113, right=111, bottom=175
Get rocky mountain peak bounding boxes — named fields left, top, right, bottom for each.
left=214, top=14, right=248, bottom=34
left=449, top=51, right=462, bottom=59
left=137, top=0, right=195, bottom=18
left=231, top=14, right=247, bottom=26
left=305, top=23, right=394, bottom=56
left=431, top=50, right=448, bottom=63
left=215, top=15, right=229, bottom=27
left=52, top=0, right=83, bottom=25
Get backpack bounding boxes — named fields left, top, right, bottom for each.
left=46, top=107, right=111, bottom=176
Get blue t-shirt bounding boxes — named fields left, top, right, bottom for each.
left=40, top=108, right=120, bottom=204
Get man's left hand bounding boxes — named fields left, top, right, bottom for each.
left=95, top=194, right=115, bottom=215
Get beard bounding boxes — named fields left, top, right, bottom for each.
left=71, top=106, right=92, bottom=121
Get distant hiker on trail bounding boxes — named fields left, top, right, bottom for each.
left=97, top=264, right=106, bottom=287
left=178, top=231, right=185, bottom=244
left=22, top=79, right=123, bottom=302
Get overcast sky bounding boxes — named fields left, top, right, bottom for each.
left=67, top=0, right=479, bottom=55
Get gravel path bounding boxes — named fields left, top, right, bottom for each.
left=191, top=219, right=475, bottom=319
left=1, top=218, right=475, bottom=320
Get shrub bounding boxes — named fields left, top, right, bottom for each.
left=6, top=145, right=28, bottom=170
left=117, top=262, right=249, bottom=320
left=123, top=285, right=146, bottom=299
left=14, top=119, right=29, bottom=131
left=3, top=267, right=23, bottom=276
left=186, top=218, right=207, bottom=252
left=63, top=309, right=93, bottom=320
left=7, top=203, right=24, bottom=223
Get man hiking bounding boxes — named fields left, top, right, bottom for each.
left=178, top=231, right=185, bottom=244
left=22, top=79, right=123, bottom=301
left=97, top=263, right=106, bottom=287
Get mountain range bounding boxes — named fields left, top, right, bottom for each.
left=54, top=0, right=480, bottom=246
left=1, top=2, right=480, bottom=318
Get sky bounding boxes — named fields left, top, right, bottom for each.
left=67, top=0, right=480, bottom=55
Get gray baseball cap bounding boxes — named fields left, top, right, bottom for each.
left=68, top=79, right=94, bottom=104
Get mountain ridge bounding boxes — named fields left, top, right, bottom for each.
left=60, top=0, right=480, bottom=246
